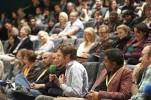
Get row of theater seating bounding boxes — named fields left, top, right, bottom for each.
left=1, top=35, right=84, bottom=53
left=10, top=61, right=134, bottom=100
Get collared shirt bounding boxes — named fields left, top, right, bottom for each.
left=60, top=60, right=88, bottom=97
left=63, top=19, right=84, bottom=35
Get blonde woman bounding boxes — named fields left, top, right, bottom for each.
left=114, top=24, right=131, bottom=50
left=49, top=12, right=68, bottom=39
left=35, top=31, right=54, bottom=55
left=77, top=27, right=96, bottom=58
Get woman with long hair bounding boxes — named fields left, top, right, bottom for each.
left=77, top=27, right=96, bottom=58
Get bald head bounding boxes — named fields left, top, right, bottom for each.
left=140, top=45, right=151, bottom=62
left=42, top=52, right=54, bottom=65
left=142, top=45, right=151, bottom=57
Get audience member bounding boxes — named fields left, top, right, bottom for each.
left=66, top=2, right=77, bottom=15
left=47, top=44, right=88, bottom=97
left=12, top=26, right=33, bottom=55
left=104, top=0, right=121, bottom=20
left=85, top=11, right=104, bottom=35
left=15, top=49, right=38, bottom=83
left=120, top=0, right=136, bottom=12
left=86, top=48, right=132, bottom=100
left=78, top=0, right=91, bottom=22
left=105, top=11, right=121, bottom=33
left=49, top=12, right=68, bottom=37
left=53, top=4, right=62, bottom=23
left=131, top=45, right=151, bottom=100
left=121, top=10, right=137, bottom=28
left=59, top=11, right=84, bottom=38
left=5, top=34, right=20, bottom=54
left=91, top=0, right=108, bottom=17
left=123, top=23, right=149, bottom=65
left=77, top=27, right=96, bottom=58
left=4, top=21, right=19, bottom=39
left=13, top=52, right=55, bottom=99
left=16, top=8, right=27, bottom=25
left=88, top=24, right=115, bottom=62
left=30, top=51, right=66, bottom=97
left=18, top=19, right=30, bottom=30
left=34, top=7, right=44, bottom=25
left=29, top=17, right=44, bottom=35
left=35, top=31, right=54, bottom=55
left=113, top=24, right=131, bottom=50
left=1, top=1, right=151, bottom=99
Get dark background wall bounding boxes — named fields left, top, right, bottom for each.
left=0, top=0, right=59, bottom=14
left=0, top=0, right=32, bottom=13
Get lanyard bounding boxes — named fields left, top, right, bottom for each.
left=106, top=72, right=117, bottom=87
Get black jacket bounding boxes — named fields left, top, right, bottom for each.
left=12, top=37, right=33, bottom=55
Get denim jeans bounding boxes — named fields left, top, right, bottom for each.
left=15, top=73, right=42, bottom=96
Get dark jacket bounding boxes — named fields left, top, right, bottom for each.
left=89, top=39, right=114, bottom=55
left=36, top=66, right=66, bottom=95
left=12, top=37, right=33, bottom=55
left=123, top=37, right=147, bottom=64
left=113, top=34, right=131, bottom=50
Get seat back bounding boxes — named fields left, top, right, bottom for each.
left=74, top=38, right=83, bottom=49
left=83, top=62, right=100, bottom=90
left=62, top=38, right=76, bottom=45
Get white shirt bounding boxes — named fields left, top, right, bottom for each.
left=77, top=42, right=95, bottom=58
left=60, top=60, right=88, bottom=97
left=63, top=19, right=84, bottom=36
left=35, top=40, right=54, bottom=55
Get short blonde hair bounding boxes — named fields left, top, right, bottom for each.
left=38, top=31, right=49, bottom=37
left=21, top=26, right=31, bottom=34
left=59, top=12, right=68, bottom=22
left=116, top=24, right=130, bottom=34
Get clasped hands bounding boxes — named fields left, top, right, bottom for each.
left=49, top=74, right=65, bottom=86
left=86, top=90, right=99, bottom=100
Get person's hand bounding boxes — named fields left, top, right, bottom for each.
left=30, top=83, right=41, bottom=89
left=82, top=8, right=87, bottom=14
left=132, top=63, right=141, bottom=83
left=81, top=52, right=89, bottom=58
left=59, top=74, right=65, bottom=84
left=131, top=81, right=138, bottom=95
left=49, top=74, right=57, bottom=82
left=86, top=90, right=99, bottom=100
left=58, top=32, right=66, bottom=37
left=9, top=58, right=19, bottom=64
left=49, top=74, right=60, bottom=86
left=30, top=83, right=45, bottom=89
